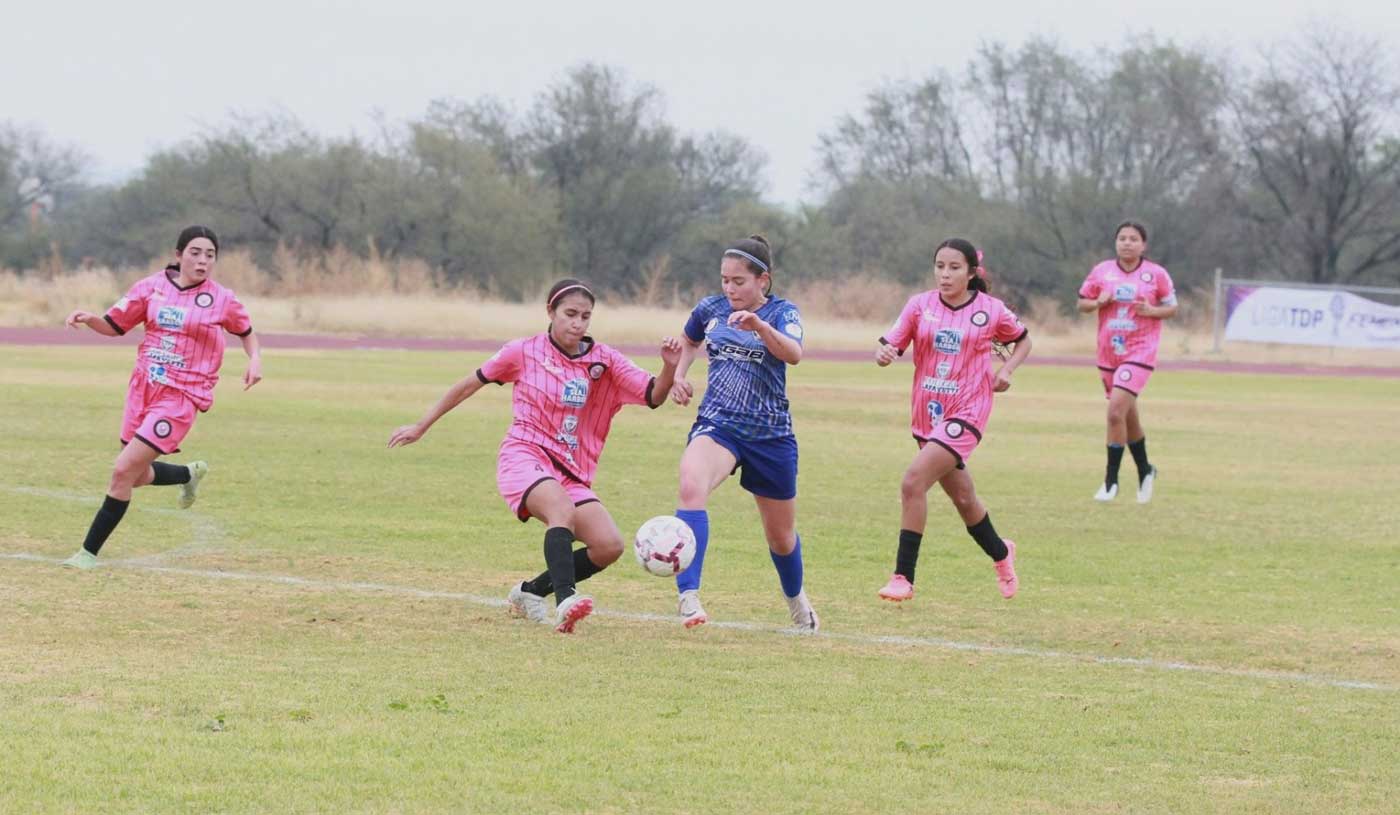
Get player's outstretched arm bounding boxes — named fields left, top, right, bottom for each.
left=64, top=310, right=119, bottom=336
left=649, top=337, right=682, bottom=408
left=992, top=335, right=1034, bottom=393
left=388, top=374, right=487, bottom=448
left=240, top=333, right=263, bottom=390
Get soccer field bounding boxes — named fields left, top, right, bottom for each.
left=2, top=344, right=1397, bottom=814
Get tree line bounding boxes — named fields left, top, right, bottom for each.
left=4, top=28, right=1399, bottom=304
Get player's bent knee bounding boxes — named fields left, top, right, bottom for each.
left=900, top=471, right=928, bottom=501
left=592, top=537, right=624, bottom=565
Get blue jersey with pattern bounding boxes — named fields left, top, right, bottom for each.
left=683, top=295, right=803, bottom=440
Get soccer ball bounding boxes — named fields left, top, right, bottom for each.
left=633, top=515, right=697, bottom=577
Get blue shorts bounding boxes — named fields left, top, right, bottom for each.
left=688, top=422, right=798, bottom=500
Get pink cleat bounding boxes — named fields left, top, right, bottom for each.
left=554, top=594, right=593, bottom=634
left=877, top=573, right=914, bottom=602
left=994, top=540, right=1018, bottom=599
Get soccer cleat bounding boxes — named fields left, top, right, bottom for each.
left=507, top=582, right=550, bottom=624
left=786, top=590, right=819, bottom=632
left=994, top=540, right=1018, bottom=599
left=553, top=593, right=593, bottom=634
left=61, top=550, right=99, bottom=570
left=1136, top=466, right=1157, bottom=504
left=1094, top=482, right=1118, bottom=502
left=677, top=589, right=708, bottom=629
left=178, top=461, right=209, bottom=510
left=877, top=573, right=914, bottom=602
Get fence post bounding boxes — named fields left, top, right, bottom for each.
left=1211, top=268, right=1224, bottom=353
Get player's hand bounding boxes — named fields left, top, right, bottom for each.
left=660, top=336, right=682, bottom=366
left=65, top=310, right=94, bottom=329
left=1096, top=289, right=1113, bottom=306
left=992, top=368, right=1013, bottom=392
left=875, top=343, right=898, bottom=367
left=243, top=358, right=263, bottom=390
left=727, top=310, right=762, bottom=332
left=669, top=379, right=694, bottom=406
left=1130, top=301, right=1156, bottom=318
left=388, top=423, right=426, bottom=448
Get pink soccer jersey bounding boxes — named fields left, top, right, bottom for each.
left=1078, top=260, right=1176, bottom=369
left=880, top=290, right=1028, bottom=442
left=104, top=270, right=253, bottom=412
left=476, top=334, right=657, bottom=485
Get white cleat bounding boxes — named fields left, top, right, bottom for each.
left=1137, top=466, right=1157, bottom=504
left=178, top=461, right=209, bottom=510
left=786, top=590, right=819, bottom=633
left=1094, top=482, right=1119, bottom=502
left=554, top=593, right=593, bottom=634
left=678, top=589, right=708, bottom=629
left=61, top=550, right=99, bottom=569
left=507, top=582, right=551, bottom=624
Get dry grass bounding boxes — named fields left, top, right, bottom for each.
left=2, top=253, right=1396, bottom=366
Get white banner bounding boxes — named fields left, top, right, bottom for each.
left=1223, top=285, right=1400, bottom=349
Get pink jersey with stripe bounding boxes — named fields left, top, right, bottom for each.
left=1078, top=260, right=1176, bottom=368
left=881, top=290, right=1027, bottom=441
left=476, top=333, right=656, bottom=485
left=104, top=270, right=253, bottom=412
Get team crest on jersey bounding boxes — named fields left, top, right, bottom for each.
left=1113, top=284, right=1137, bottom=303
left=934, top=328, right=963, bottom=355
left=971, top=310, right=989, bottom=327
left=562, top=415, right=578, bottom=433
left=927, top=401, right=945, bottom=425
left=195, top=292, right=214, bottom=308
left=156, top=306, right=186, bottom=330
left=945, top=421, right=965, bottom=439
left=705, top=317, right=719, bottom=334
left=1140, top=271, right=1154, bottom=283
left=937, top=361, right=952, bottom=378
left=153, top=419, right=172, bottom=439
left=561, top=378, right=589, bottom=407
left=587, top=363, right=606, bottom=380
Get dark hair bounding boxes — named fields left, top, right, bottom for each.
left=546, top=278, right=596, bottom=310
left=934, top=237, right=990, bottom=293
left=166, top=225, right=220, bottom=273
left=1115, top=221, right=1148, bottom=243
left=723, top=234, right=773, bottom=293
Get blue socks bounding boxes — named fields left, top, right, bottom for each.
left=770, top=536, right=804, bottom=598
left=674, top=509, right=709, bottom=593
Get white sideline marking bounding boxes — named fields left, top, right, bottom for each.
left=3, top=485, right=224, bottom=565
left=1, top=551, right=1392, bottom=693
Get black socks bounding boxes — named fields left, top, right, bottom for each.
left=150, top=462, right=190, bottom=486
left=522, top=547, right=605, bottom=597
left=82, top=495, right=130, bottom=555
left=967, top=513, right=1009, bottom=562
left=1105, top=444, right=1125, bottom=488
left=1128, top=437, right=1151, bottom=483
left=541, top=527, right=578, bottom=602
left=895, top=529, right=922, bottom=583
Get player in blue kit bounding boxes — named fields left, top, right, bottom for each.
left=666, top=235, right=817, bottom=632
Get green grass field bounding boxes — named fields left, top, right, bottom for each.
left=2, top=345, right=1398, bottom=814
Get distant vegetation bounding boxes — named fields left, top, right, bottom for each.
left=4, top=27, right=1399, bottom=305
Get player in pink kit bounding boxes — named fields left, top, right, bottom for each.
left=1077, top=221, right=1178, bottom=504
left=388, top=279, right=681, bottom=634
left=60, top=225, right=262, bottom=569
left=874, top=238, right=1032, bottom=602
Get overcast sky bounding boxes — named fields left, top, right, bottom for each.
left=4, top=0, right=1397, bottom=204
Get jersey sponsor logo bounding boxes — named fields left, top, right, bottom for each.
left=971, top=310, right=989, bottom=327
left=146, top=363, right=171, bottom=385
left=195, top=292, right=215, bottom=308
left=587, top=363, right=606, bottom=380
left=156, top=306, right=187, bottom=331
left=1107, top=306, right=1138, bottom=331
left=153, top=419, right=173, bottom=439
left=1110, top=335, right=1127, bottom=356
left=145, top=348, right=186, bottom=368
left=713, top=342, right=766, bottom=363
left=783, top=321, right=803, bottom=339
left=921, top=376, right=959, bottom=395
left=934, top=328, right=963, bottom=355
left=561, top=378, right=589, bottom=408
left=1113, top=284, right=1137, bottom=303
left=927, top=401, right=945, bottom=426
left=944, top=420, right=965, bottom=439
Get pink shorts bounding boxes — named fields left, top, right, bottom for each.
left=121, top=377, right=197, bottom=455
left=1099, top=363, right=1154, bottom=398
left=917, top=417, right=982, bottom=468
left=496, top=440, right=599, bottom=523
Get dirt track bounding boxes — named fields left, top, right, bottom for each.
left=4, top=326, right=1398, bottom=378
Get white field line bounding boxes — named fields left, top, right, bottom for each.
left=1, top=550, right=1393, bottom=693
left=5, top=485, right=224, bottom=565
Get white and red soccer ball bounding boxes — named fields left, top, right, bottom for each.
left=633, top=516, right=697, bottom=577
